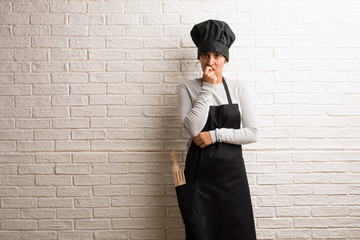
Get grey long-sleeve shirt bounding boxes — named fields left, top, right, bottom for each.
left=178, top=77, right=259, bottom=149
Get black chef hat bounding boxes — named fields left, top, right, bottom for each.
left=190, top=19, right=236, bottom=62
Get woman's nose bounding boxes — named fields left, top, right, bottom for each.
left=208, top=56, right=215, bottom=65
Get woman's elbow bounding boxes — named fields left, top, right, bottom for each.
left=248, top=127, right=259, bottom=144
left=182, top=121, right=200, bottom=138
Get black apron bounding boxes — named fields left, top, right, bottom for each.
left=176, top=78, right=257, bottom=240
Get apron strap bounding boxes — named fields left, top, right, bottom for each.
left=222, top=77, right=233, bottom=105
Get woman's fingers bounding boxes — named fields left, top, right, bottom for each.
left=193, top=132, right=212, bottom=148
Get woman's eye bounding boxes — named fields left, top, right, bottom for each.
left=214, top=54, right=220, bottom=58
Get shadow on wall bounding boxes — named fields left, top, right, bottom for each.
left=144, top=51, right=199, bottom=237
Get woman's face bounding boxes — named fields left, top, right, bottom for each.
left=199, top=52, right=227, bottom=76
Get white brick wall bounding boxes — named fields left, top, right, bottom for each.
left=0, top=0, right=359, bottom=239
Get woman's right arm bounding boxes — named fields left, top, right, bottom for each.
left=178, top=82, right=214, bottom=137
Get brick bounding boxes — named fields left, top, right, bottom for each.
left=93, top=186, right=129, bottom=196
left=19, top=164, right=54, bottom=175
left=127, top=140, right=163, bottom=151
left=93, top=164, right=127, bottom=174
left=34, top=130, right=69, bottom=140
left=50, top=2, right=86, bottom=13
left=107, top=61, right=143, bottom=72
left=36, top=176, right=71, bottom=186
left=129, top=163, right=165, bottom=173
left=144, top=14, right=180, bottom=25
left=57, top=209, right=91, bottom=219
left=31, top=14, right=66, bottom=25
left=71, top=129, right=106, bottom=140
left=14, top=49, right=48, bottom=61
left=0, top=153, right=35, bottom=164
left=70, top=37, right=105, bottom=49
left=312, top=207, right=348, bottom=217
left=18, top=141, right=54, bottom=152
left=20, top=231, right=57, bottom=240
left=126, top=26, right=161, bottom=37
left=0, top=3, right=11, bottom=13
left=108, top=106, right=142, bottom=117
left=71, top=107, right=106, bottom=117
left=0, top=85, right=31, bottom=96
left=38, top=198, right=73, bottom=208
left=277, top=230, right=311, bottom=239
left=14, top=73, right=49, bottom=84
left=126, top=73, right=162, bottom=83
left=94, top=231, right=130, bottom=240
left=73, top=152, right=108, bottom=163
left=57, top=187, right=91, bottom=197
left=294, top=195, right=329, bottom=206
left=0, top=187, right=18, bottom=197
left=277, top=207, right=311, bottom=217
left=2, top=198, right=36, bottom=208
left=15, top=96, right=50, bottom=107
left=52, top=73, right=87, bottom=83
left=70, top=61, right=105, bottom=72
left=53, top=118, right=89, bottom=129
left=69, top=15, right=104, bottom=25
left=94, top=208, right=129, bottom=218
left=55, top=140, right=90, bottom=151
left=2, top=220, right=37, bottom=230
left=91, top=140, right=127, bottom=151
left=90, top=26, right=125, bottom=37
left=258, top=175, right=292, bottom=184
left=144, top=107, right=178, bottom=117
left=126, top=49, right=162, bottom=60
left=89, top=50, right=125, bottom=60
left=50, top=49, right=87, bottom=60
left=27, top=61, right=57, bottom=74
left=32, top=37, right=67, bottom=48
left=0, top=14, right=29, bottom=25
left=20, top=187, right=55, bottom=197
left=107, top=129, right=143, bottom=140
left=164, top=2, right=199, bottom=13
left=75, top=198, right=111, bottom=208
left=0, top=231, right=19, bottom=239
left=13, top=3, right=47, bottom=13
left=0, top=209, right=19, bottom=219
left=0, top=130, right=32, bottom=140
left=90, top=95, right=125, bottom=105
left=36, top=153, right=71, bottom=163
left=313, top=229, right=348, bottom=239
left=258, top=197, right=293, bottom=207
left=90, top=73, right=125, bottom=83
left=131, top=229, right=166, bottom=239
left=58, top=231, right=92, bottom=240
left=258, top=218, right=293, bottom=229
left=130, top=186, right=165, bottom=196
left=33, top=85, right=68, bottom=95
left=13, top=25, right=49, bottom=36
left=55, top=164, right=91, bottom=175
left=294, top=218, right=329, bottom=228
left=126, top=95, right=161, bottom=106
left=74, top=176, right=110, bottom=186
left=106, top=38, right=142, bottom=49
left=107, top=14, right=141, bottom=25
left=0, top=36, right=29, bottom=48
left=39, top=220, right=72, bottom=230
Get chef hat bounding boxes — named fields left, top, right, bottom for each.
left=190, top=19, right=236, bottom=61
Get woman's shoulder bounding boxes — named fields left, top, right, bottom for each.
left=224, top=77, right=248, bottom=92
left=179, top=78, right=202, bottom=90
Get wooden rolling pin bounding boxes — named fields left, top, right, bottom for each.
left=171, top=151, right=186, bottom=187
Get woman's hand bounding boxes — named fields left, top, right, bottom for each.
left=193, top=131, right=213, bottom=148
left=202, top=66, right=218, bottom=85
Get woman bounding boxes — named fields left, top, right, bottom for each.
left=177, top=19, right=258, bottom=240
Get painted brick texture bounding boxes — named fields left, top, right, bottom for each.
left=0, top=0, right=359, bottom=239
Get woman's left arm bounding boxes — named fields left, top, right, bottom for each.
left=209, top=81, right=259, bottom=145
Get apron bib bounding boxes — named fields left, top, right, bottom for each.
left=176, top=78, right=257, bottom=240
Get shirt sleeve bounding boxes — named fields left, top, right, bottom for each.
left=212, top=81, right=258, bottom=145
left=178, top=81, right=215, bottom=137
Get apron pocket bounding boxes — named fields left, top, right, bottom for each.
left=175, top=181, right=198, bottom=225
